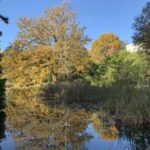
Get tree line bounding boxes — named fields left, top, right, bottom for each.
left=0, top=2, right=150, bottom=88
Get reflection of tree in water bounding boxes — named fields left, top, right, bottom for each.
left=0, top=112, right=6, bottom=139
left=7, top=109, right=91, bottom=150
left=6, top=89, right=150, bottom=150
left=92, top=113, right=119, bottom=141
left=0, top=111, right=6, bottom=150
left=6, top=89, right=92, bottom=150
left=92, top=112, right=150, bottom=150
left=117, top=124, right=150, bottom=150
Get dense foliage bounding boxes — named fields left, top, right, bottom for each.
left=133, top=2, right=150, bottom=54
left=2, top=45, right=88, bottom=87
left=83, top=51, right=149, bottom=86
left=0, top=53, right=6, bottom=109
left=91, top=33, right=122, bottom=62
left=1, top=3, right=148, bottom=89
left=1, top=2, right=150, bottom=129
left=13, top=3, right=90, bottom=80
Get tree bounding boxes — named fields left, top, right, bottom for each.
left=15, top=3, right=90, bottom=79
left=91, top=33, right=122, bottom=63
left=0, top=15, right=9, bottom=36
left=105, top=51, right=149, bottom=86
left=132, top=2, right=150, bottom=54
left=1, top=45, right=57, bottom=87
left=83, top=51, right=149, bottom=86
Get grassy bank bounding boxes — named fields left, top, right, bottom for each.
left=40, top=81, right=150, bottom=125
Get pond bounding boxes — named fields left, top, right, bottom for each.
left=0, top=112, right=15, bottom=150
left=1, top=89, right=150, bottom=150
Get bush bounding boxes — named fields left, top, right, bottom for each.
left=82, top=51, right=149, bottom=86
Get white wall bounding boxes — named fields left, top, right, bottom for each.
left=126, top=44, right=141, bottom=52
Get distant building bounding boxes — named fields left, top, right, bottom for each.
left=126, top=44, right=142, bottom=52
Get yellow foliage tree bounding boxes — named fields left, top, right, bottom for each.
left=1, top=45, right=57, bottom=87
left=2, top=43, right=88, bottom=87
left=13, top=3, right=90, bottom=80
left=91, top=33, right=122, bottom=62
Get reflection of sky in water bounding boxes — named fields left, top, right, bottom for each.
left=0, top=131, right=15, bottom=150
left=85, top=123, right=133, bottom=150
left=0, top=122, right=149, bottom=150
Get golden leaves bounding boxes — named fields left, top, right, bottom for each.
left=91, top=33, right=122, bottom=63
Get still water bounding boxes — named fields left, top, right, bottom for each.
left=1, top=89, right=150, bottom=150
left=0, top=112, right=15, bottom=150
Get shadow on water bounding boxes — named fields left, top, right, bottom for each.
left=0, top=111, right=15, bottom=150
left=0, top=112, right=6, bottom=140
left=117, top=124, right=150, bottom=150
left=0, top=112, right=6, bottom=150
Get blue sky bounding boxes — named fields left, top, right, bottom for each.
left=0, top=0, right=149, bottom=50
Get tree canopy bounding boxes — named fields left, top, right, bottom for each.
left=132, top=2, right=150, bottom=54
left=16, top=3, right=90, bottom=49
left=82, top=51, right=148, bottom=86
left=13, top=3, right=90, bottom=80
left=1, top=3, right=149, bottom=89
left=91, top=33, right=122, bottom=63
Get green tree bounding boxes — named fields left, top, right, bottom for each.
left=83, top=51, right=148, bottom=86
left=105, top=51, right=148, bottom=86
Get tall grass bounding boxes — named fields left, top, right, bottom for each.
left=40, top=81, right=150, bottom=125
left=40, top=81, right=107, bottom=104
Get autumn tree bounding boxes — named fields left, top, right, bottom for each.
left=91, top=33, right=122, bottom=63
left=132, top=2, right=150, bottom=54
left=15, top=3, right=90, bottom=79
left=1, top=45, right=57, bottom=87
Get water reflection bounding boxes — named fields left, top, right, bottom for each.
left=0, top=112, right=6, bottom=150
left=117, top=125, right=150, bottom=150
left=90, top=114, right=150, bottom=150
left=0, top=112, right=15, bottom=150
left=7, top=107, right=91, bottom=150
left=0, top=112, right=6, bottom=140
left=4, top=89, right=150, bottom=150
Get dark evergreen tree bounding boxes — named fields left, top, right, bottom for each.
left=132, top=2, right=150, bottom=54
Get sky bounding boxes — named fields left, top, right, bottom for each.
left=0, top=0, right=149, bottom=50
